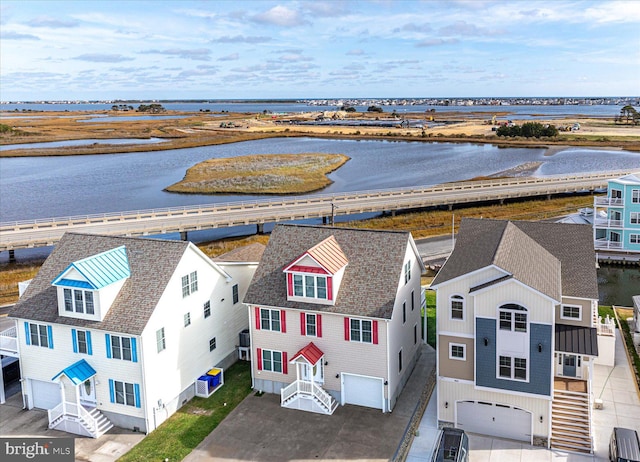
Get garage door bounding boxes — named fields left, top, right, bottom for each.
left=341, top=373, right=384, bottom=411
left=456, top=401, right=531, bottom=443
left=30, top=379, right=61, bottom=410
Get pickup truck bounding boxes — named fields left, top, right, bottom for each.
left=431, top=428, right=469, bottom=462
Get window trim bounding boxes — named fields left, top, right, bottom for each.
left=184, top=312, right=191, bottom=327
left=203, top=300, right=211, bottom=318
left=181, top=271, right=198, bottom=298
left=404, top=261, right=411, bottom=284
left=232, top=284, right=239, bottom=304
left=449, top=342, right=466, bottom=361
left=449, top=294, right=465, bottom=321
left=632, top=189, right=640, bottom=204
left=560, top=304, right=582, bottom=321
left=260, top=307, right=282, bottom=332
left=631, top=212, right=640, bottom=225
left=498, top=304, right=528, bottom=333
left=108, top=334, right=134, bottom=361
left=398, top=348, right=403, bottom=374
left=261, top=349, right=283, bottom=373
left=25, top=322, right=53, bottom=349
left=349, top=318, right=373, bottom=343
left=72, top=329, right=93, bottom=355
left=109, top=379, right=141, bottom=408
left=631, top=234, right=640, bottom=244
left=498, top=355, right=528, bottom=381
left=209, top=337, right=216, bottom=352
left=156, top=327, right=166, bottom=353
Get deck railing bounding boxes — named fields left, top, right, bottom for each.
left=0, top=325, right=18, bottom=355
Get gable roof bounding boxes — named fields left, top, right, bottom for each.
left=52, top=359, right=97, bottom=385
left=52, top=245, right=130, bottom=290
left=432, top=218, right=598, bottom=300
left=212, top=242, right=265, bottom=263
left=244, top=224, right=419, bottom=319
left=9, top=233, right=192, bottom=335
left=612, top=173, right=640, bottom=185
left=290, top=342, right=324, bottom=365
left=288, top=235, right=348, bottom=275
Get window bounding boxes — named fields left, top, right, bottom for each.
left=232, top=284, right=239, bottom=304
left=404, top=261, right=411, bottom=284
left=499, top=355, right=527, bottom=381
left=631, top=212, right=640, bottom=225
left=414, top=324, right=418, bottom=345
left=561, top=304, right=581, bottom=320
left=203, top=301, right=211, bottom=318
left=633, top=189, right=640, bottom=203
left=398, top=349, right=403, bottom=373
left=402, top=301, right=406, bottom=324
left=72, top=329, right=92, bottom=355
left=262, top=349, right=283, bottom=373
left=67, top=289, right=95, bottom=315
left=631, top=234, right=640, bottom=244
left=350, top=318, right=372, bottom=343
left=25, top=323, right=52, bottom=348
left=156, top=327, right=166, bottom=353
left=109, top=379, right=140, bottom=408
left=181, top=271, right=198, bottom=298
left=184, top=312, right=191, bottom=327
left=293, top=275, right=303, bottom=296
left=450, top=295, right=464, bottom=320
left=260, top=308, right=281, bottom=332
left=450, top=343, right=466, bottom=360
left=64, top=289, right=73, bottom=312
left=110, top=335, right=133, bottom=361
left=209, top=337, right=216, bottom=351
left=411, top=290, right=415, bottom=311
left=499, top=304, right=527, bottom=332
left=306, top=313, right=316, bottom=336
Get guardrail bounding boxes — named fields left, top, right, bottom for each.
left=0, top=170, right=633, bottom=252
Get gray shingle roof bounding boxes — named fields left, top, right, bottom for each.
left=243, top=224, right=416, bottom=319
left=9, top=233, right=190, bottom=335
left=212, top=243, right=266, bottom=263
left=432, top=218, right=598, bottom=300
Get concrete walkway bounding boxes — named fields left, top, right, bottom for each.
left=407, top=329, right=640, bottom=461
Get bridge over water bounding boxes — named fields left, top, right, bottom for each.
left=1, top=171, right=630, bottom=255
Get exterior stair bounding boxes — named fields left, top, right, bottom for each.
left=281, top=380, right=338, bottom=415
left=550, top=388, right=593, bottom=454
left=84, top=407, right=114, bottom=438
left=49, top=402, right=113, bottom=438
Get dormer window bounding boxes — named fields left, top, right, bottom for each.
left=64, top=288, right=95, bottom=314
left=293, top=274, right=328, bottom=300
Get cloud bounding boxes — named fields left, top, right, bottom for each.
left=218, top=53, right=239, bottom=61
left=302, top=1, right=350, bottom=17
left=439, top=20, right=503, bottom=36
left=252, top=5, right=306, bottom=27
left=212, top=35, right=272, bottom=44
left=140, top=48, right=212, bottom=61
left=276, top=53, right=314, bottom=63
left=346, top=49, right=365, bottom=56
left=394, top=22, right=433, bottom=34
left=74, top=54, right=134, bottom=63
left=416, top=38, right=459, bottom=47
left=1, top=30, right=40, bottom=40
left=28, top=16, right=78, bottom=28
left=178, top=68, right=216, bottom=78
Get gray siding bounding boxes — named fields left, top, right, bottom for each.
left=476, top=318, right=552, bottom=396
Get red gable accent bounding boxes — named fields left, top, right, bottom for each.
left=254, top=306, right=260, bottom=330
left=280, top=310, right=287, bottom=333
left=344, top=317, right=350, bottom=341
left=290, top=342, right=324, bottom=365
left=282, top=352, right=288, bottom=374
left=287, top=273, right=293, bottom=296
left=288, top=265, right=329, bottom=275
left=283, top=235, right=348, bottom=275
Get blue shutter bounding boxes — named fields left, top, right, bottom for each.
left=134, top=383, right=141, bottom=408
left=71, top=329, right=78, bottom=353
left=86, top=331, right=93, bottom=356
left=131, top=337, right=138, bottom=363
left=105, top=334, right=112, bottom=359
left=47, top=325, right=54, bottom=349
left=24, top=322, right=31, bottom=346
left=108, top=379, right=115, bottom=403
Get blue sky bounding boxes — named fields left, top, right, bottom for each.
left=1, top=0, right=639, bottom=101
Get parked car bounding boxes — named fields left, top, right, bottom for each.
left=610, top=427, right=640, bottom=462
left=431, top=428, right=469, bottom=462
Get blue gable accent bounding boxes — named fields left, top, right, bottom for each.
left=52, top=245, right=130, bottom=290
left=55, top=279, right=93, bottom=289
left=476, top=318, right=552, bottom=397
left=52, top=359, right=97, bottom=385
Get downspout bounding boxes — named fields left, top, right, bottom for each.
left=137, top=334, right=151, bottom=433
left=385, top=319, right=390, bottom=413
left=248, top=305, right=255, bottom=390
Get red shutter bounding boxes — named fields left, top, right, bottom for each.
left=317, top=314, right=322, bottom=338
left=344, top=317, right=350, bottom=341
left=372, top=320, right=379, bottom=344
left=300, top=312, right=306, bottom=335
left=327, top=277, right=333, bottom=300
left=257, top=348, right=262, bottom=370
left=254, top=306, right=260, bottom=330
left=280, top=310, right=287, bottom=333
left=287, top=273, right=293, bottom=296
left=282, top=352, right=288, bottom=375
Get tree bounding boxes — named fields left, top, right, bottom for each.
left=367, top=105, right=383, bottom=113
left=620, top=105, right=638, bottom=124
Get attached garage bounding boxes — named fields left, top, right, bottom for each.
left=29, top=379, right=61, bottom=410
left=341, top=373, right=384, bottom=411
left=456, top=400, right=532, bottom=443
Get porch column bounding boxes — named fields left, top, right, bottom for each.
left=0, top=366, right=5, bottom=404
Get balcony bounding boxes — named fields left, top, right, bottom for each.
left=593, top=217, right=623, bottom=228
left=594, top=197, right=624, bottom=207
left=594, top=239, right=623, bottom=250
left=0, top=325, right=18, bottom=356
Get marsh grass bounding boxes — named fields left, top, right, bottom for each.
left=166, top=153, right=350, bottom=194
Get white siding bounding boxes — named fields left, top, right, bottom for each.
left=474, top=280, right=555, bottom=325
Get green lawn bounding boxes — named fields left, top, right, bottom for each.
left=424, top=289, right=436, bottom=348
left=118, top=361, right=252, bottom=462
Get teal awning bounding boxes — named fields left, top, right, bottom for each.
left=52, top=359, right=96, bottom=385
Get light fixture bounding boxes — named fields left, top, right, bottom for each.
left=538, top=343, right=543, bottom=353
left=445, top=401, right=449, bottom=409
left=384, top=380, right=388, bottom=386
left=324, top=361, right=328, bottom=366
left=335, top=374, right=339, bottom=379
left=539, top=415, right=543, bottom=423
left=483, top=337, right=489, bottom=346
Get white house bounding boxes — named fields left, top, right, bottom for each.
left=7, top=233, right=261, bottom=437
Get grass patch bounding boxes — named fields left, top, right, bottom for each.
left=165, top=153, right=350, bottom=194
left=118, top=361, right=252, bottom=462
left=598, top=305, right=616, bottom=321
left=424, top=289, right=436, bottom=348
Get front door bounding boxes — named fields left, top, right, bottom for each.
left=563, top=355, right=577, bottom=377
left=299, top=361, right=323, bottom=384
left=79, top=377, right=96, bottom=407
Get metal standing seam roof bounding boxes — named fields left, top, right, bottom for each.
left=555, top=324, right=599, bottom=356
left=290, top=342, right=324, bottom=365
left=51, top=358, right=97, bottom=385
left=51, top=245, right=130, bottom=289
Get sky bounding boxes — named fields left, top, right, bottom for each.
left=1, top=0, right=639, bottom=101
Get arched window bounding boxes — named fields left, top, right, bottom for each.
left=450, top=295, right=464, bottom=320
left=498, top=303, right=527, bottom=333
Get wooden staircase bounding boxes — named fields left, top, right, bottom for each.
left=550, top=388, right=593, bottom=454
left=281, top=380, right=338, bottom=415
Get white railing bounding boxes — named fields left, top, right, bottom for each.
left=597, top=315, right=616, bottom=336
left=0, top=326, right=18, bottom=354
left=594, top=239, right=624, bottom=249
left=47, top=400, right=97, bottom=437
left=594, top=197, right=624, bottom=207
left=48, top=402, right=65, bottom=426
left=281, top=380, right=333, bottom=413
left=593, top=217, right=623, bottom=228
left=311, top=382, right=334, bottom=411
